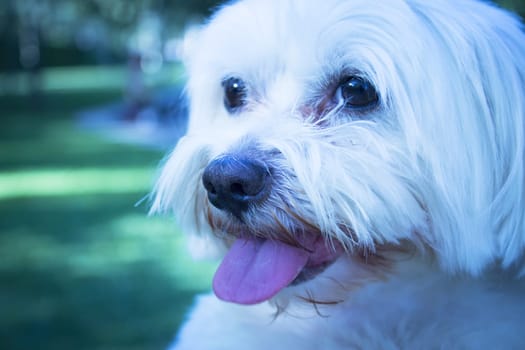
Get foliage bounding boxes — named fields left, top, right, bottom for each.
left=0, top=0, right=222, bottom=69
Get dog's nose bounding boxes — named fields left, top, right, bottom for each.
left=202, top=155, right=270, bottom=216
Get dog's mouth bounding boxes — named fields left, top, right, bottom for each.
left=212, top=234, right=343, bottom=305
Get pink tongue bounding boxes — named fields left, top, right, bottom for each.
left=212, top=238, right=309, bottom=305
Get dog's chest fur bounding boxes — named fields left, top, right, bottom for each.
left=172, top=260, right=525, bottom=349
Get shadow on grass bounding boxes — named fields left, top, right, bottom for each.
left=0, top=91, right=168, bottom=171
left=0, top=260, right=201, bottom=350
left=0, top=193, right=214, bottom=350
left=0, top=91, right=215, bottom=350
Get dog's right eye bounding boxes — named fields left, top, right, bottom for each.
left=222, top=77, right=247, bottom=113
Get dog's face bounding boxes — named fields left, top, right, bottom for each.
left=152, top=0, right=525, bottom=306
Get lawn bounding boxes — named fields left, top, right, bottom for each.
left=0, top=87, right=215, bottom=350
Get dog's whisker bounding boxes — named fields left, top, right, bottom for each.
left=296, top=290, right=343, bottom=317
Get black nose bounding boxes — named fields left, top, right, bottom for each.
left=202, top=155, right=270, bottom=216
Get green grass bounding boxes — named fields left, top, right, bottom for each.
left=0, top=90, right=215, bottom=350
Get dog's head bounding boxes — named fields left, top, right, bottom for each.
left=152, top=0, right=525, bottom=306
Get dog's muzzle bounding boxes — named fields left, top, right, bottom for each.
left=202, top=154, right=271, bottom=217
left=200, top=153, right=344, bottom=305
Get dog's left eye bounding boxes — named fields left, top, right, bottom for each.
left=222, top=77, right=247, bottom=113
left=338, top=76, right=378, bottom=109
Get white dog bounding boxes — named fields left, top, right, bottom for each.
left=151, top=0, right=525, bottom=348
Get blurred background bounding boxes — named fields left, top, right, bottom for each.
left=0, top=1, right=523, bottom=349
left=0, top=1, right=222, bottom=349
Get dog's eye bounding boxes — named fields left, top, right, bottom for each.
left=222, top=77, right=247, bottom=113
left=338, top=76, right=378, bottom=109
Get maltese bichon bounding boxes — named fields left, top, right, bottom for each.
left=152, top=0, right=525, bottom=348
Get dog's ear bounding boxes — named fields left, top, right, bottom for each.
left=179, top=1, right=234, bottom=69
left=485, top=17, right=525, bottom=275
left=460, top=7, right=525, bottom=275
left=408, top=2, right=525, bottom=276
left=179, top=25, right=204, bottom=69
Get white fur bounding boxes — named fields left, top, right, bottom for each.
left=151, top=0, right=525, bottom=348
